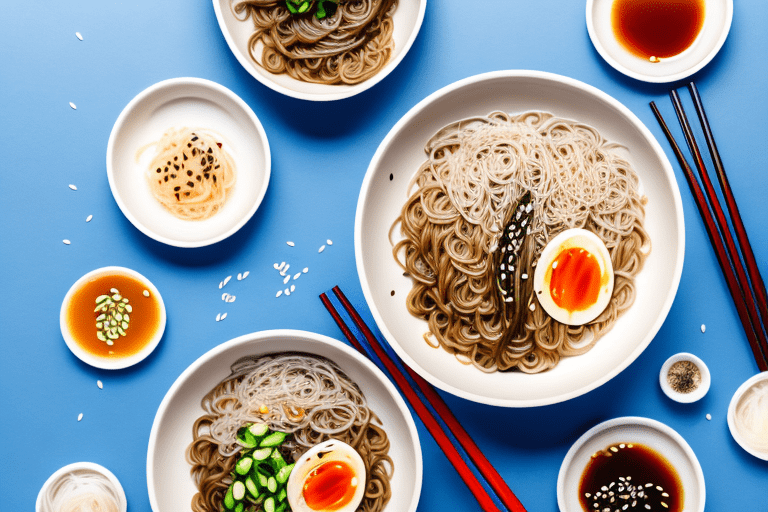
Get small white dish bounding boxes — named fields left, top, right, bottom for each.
left=727, top=371, right=768, bottom=460
left=212, top=0, right=427, bottom=101
left=60, top=266, right=166, bottom=370
left=660, top=352, right=711, bottom=403
left=107, top=77, right=271, bottom=247
left=586, top=0, right=733, bottom=83
left=36, top=462, right=127, bottom=512
left=557, top=417, right=705, bottom=512
left=147, top=329, right=422, bottom=512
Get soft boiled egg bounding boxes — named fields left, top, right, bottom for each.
left=286, top=439, right=366, bottom=512
left=533, top=228, right=614, bottom=326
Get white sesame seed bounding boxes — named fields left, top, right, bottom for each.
left=276, top=290, right=283, bottom=298
left=223, top=275, right=231, bottom=287
left=222, top=293, right=230, bottom=301
left=69, top=184, right=77, bottom=190
left=327, top=239, right=333, bottom=245
left=293, top=272, right=301, bottom=280
left=86, top=215, right=93, bottom=222
left=221, top=313, right=227, bottom=320
left=63, top=239, right=71, bottom=245
left=287, top=241, right=295, bottom=247
left=143, top=290, right=150, bottom=297
left=706, top=413, right=711, bottom=420
left=77, top=413, right=83, bottom=422
left=529, top=303, right=536, bottom=311
left=285, top=288, right=291, bottom=296
left=242, top=271, right=249, bottom=279
left=521, top=273, right=528, bottom=279
left=283, top=275, right=290, bottom=284
left=701, top=324, right=706, bottom=333
left=237, top=273, right=242, bottom=281
left=290, top=285, right=295, bottom=292
left=318, top=245, right=326, bottom=253
left=69, top=102, right=77, bottom=110
left=552, top=261, right=558, bottom=269
left=303, top=267, right=309, bottom=273
left=216, top=313, right=221, bottom=322
left=97, top=380, right=103, bottom=389
left=76, top=32, right=83, bottom=40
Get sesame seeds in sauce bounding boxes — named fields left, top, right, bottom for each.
left=667, top=360, right=701, bottom=394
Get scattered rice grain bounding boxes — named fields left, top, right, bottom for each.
left=706, top=413, right=711, bottom=420
left=285, top=288, right=291, bottom=296
left=216, top=313, right=221, bottom=322
left=303, top=267, right=309, bottom=273
left=75, top=32, right=83, bottom=40
left=293, top=272, right=301, bottom=280
left=287, top=241, right=295, bottom=247
left=276, top=290, right=283, bottom=298
left=237, top=273, right=242, bottom=281
left=97, top=380, right=103, bottom=389
left=290, top=285, right=295, bottom=292
left=327, top=239, right=333, bottom=245
left=69, top=184, right=77, bottom=190
left=69, top=102, right=77, bottom=110
left=701, top=324, right=706, bottom=333
left=283, top=275, right=290, bottom=284
left=63, top=239, right=71, bottom=245
left=242, top=271, right=249, bottom=279
left=222, top=275, right=231, bottom=287
left=220, top=312, right=227, bottom=320
left=318, top=245, right=326, bottom=253
left=77, top=413, right=83, bottom=422
left=86, top=215, right=93, bottom=222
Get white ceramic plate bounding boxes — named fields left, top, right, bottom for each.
left=212, top=0, right=427, bottom=101
left=36, top=462, right=127, bottom=512
left=586, top=0, right=733, bottom=83
left=557, top=417, right=705, bottom=512
left=60, top=266, right=166, bottom=370
left=107, top=77, right=270, bottom=247
left=147, top=329, right=422, bottom=512
left=727, top=371, right=768, bottom=460
left=355, top=70, right=685, bottom=407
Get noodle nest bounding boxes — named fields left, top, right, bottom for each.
left=187, top=352, right=393, bottom=512
left=232, top=0, right=398, bottom=85
left=392, top=111, right=651, bottom=374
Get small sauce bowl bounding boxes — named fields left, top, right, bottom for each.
left=727, top=372, right=768, bottom=461
left=36, top=462, right=127, bottom=512
left=659, top=353, right=710, bottom=403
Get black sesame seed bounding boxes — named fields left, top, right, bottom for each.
left=156, top=168, right=161, bottom=173
left=183, top=153, right=188, bottom=161
left=164, top=176, right=168, bottom=182
left=173, top=164, right=179, bottom=170
left=204, top=173, right=210, bottom=179
left=196, top=175, right=202, bottom=182
left=191, top=148, right=197, bottom=156
left=390, top=173, right=393, bottom=181
left=187, top=143, right=192, bottom=148
left=187, top=170, right=193, bottom=177
left=174, top=192, right=180, bottom=201
left=187, top=181, right=194, bottom=188
left=164, top=167, right=168, bottom=172
left=173, top=156, right=178, bottom=161
left=207, top=147, right=213, bottom=154
left=191, top=136, right=198, bottom=142
left=184, top=191, right=190, bottom=196
left=212, top=175, right=217, bottom=183
left=207, top=155, right=214, bottom=163
left=173, top=186, right=180, bottom=192
left=200, top=158, right=206, bottom=166
left=214, top=165, right=220, bottom=169
left=170, top=174, right=176, bottom=179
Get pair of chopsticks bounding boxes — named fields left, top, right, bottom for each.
left=651, top=83, right=768, bottom=372
left=320, top=286, right=527, bottom=512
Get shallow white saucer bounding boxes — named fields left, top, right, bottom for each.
left=586, top=0, right=733, bottom=83
left=36, top=462, right=127, bottom=512
left=727, top=371, right=768, bottom=461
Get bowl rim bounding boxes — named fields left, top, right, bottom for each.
left=211, top=0, right=428, bottom=101
left=354, top=69, right=686, bottom=407
left=59, top=266, right=166, bottom=370
left=556, top=416, right=706, bottom=512
left=659, top=352, right=712, bottom=403
left=146, top=328, right=423, bottom=512
left=106, top=76, right=271, bottom=247
left=726, top=371, right=768, bottom=461
left=36, top=461, right=127, bottom=512
left=585, top=0, right=734, bottom=83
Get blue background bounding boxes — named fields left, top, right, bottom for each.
left=2, top=0, right=767, bottom=510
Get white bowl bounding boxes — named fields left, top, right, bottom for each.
left=60, top=266, right=166, bottom=370
left=586, top=0, right=733, bottom=83
left=557, top=417, right=705, bottom=512
left=355, top=70, right=685, bottom=407
left=36, top=462, right=127, bottom=512
left=727, top=371, right=768, bottom=460
left=212, top=0, right=427, bottom=101
left=147, top=329, right=422, bottom=512
left=659, top=352, right=711, bottom=403
left=107, top=77, right=271, bottom=247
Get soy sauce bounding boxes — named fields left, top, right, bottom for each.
left=612, top=0, right=705, bottom=61
left=578, top=443, right=683, bottom=512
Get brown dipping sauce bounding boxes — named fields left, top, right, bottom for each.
left=66, top=272, right=162, bottom=359
left=578, top=443, right=683, bottom=512
left=612, top=0, right=705, bottom=61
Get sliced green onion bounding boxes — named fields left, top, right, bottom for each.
left=267, top=476, right=277, bottom=493
left=224, top=486, right=235, bottom=509
left=245, top=476, right=259, bottom=498
left=252, top=447, right=273, bottom=461
left=234, top=503, right=244, bottom=512
left=298, top=1, right=310, bottom=13
left=232, top=481, right=246, bottom=501
left=235, top=456, right=253, bottom=475
left=275, top=463, right=294, bottom=484
left=249, top=423, right=270, bottom=437
left=264, top=496, right=276, bottom=512
left=275, top=502, right=287, bottom=512
left=277, top=486, right=287, bottom=503
left=256, top=471, right=269, bottom=488
left=260, top=431, right=287, bottom=448
left=270, top=449, right=287, bottom=470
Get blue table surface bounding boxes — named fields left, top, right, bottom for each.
left=2, top=1, right=767, bottom=510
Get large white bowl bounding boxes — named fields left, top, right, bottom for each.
left=212, top=0, right=427, bottom=101
left=107, top=77, right=271, bottom=247
left=355, top=70, right=685, bottom=407
left=147, top=329, right=422, bottom=512
left=557, top=417, right=705, bottom=512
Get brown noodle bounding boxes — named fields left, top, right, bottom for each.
left=231, top=0, right=398, bottom=85
left=392, top=111, right=651, bottom=373
left=187, top=353, right=393, bottom=512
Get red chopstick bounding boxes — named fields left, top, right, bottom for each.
left=650, top=99, right=768, bottom=371
left=320, top=288, right=527, bottom=512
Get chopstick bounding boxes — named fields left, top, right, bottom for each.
left=650, top=85, right=768, bottom=372
left=320, top=287, right=527, bottom=512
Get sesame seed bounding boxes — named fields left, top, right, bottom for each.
left=552, top=261, right=558, bottom=269
left=303, top=267, right=309, bottom=273
left=221, top=313, right=227, bottom=320
left=86, top=215, right=93, bottom=222
left=143, top=290, right=150, bottom=297
left=276, top=290, right=283, bottom=298
left=97, top=380, right=103, bottom=389
left=521, top=273, right=528, bottom=279
left=63, top=239, right=71, bottom=245
left=287, top=241, right=295, bottom=247
left=529, top=303, right=536, bottom=311
left=237, top=273, right=242, bottom=281
left=327, top=239, right=333, bottom=245
left=69, top=102, right=77, bottom=110
left=69, top=184, right=77, bottom=190
left=290, top=285, right=295, bottom=292
left=242, top=271, right=249, bottom=279
left=77, top=413, right=83, bottom=421
left=293, top=272, right=301, bottom=280
left=701, top=324, right=706, bottom=333
left=216, top=313, right=221, bottom=322
left=283, top=275, right=290, bottom=284
left=222, top=275, right=231, bottom=287
left=706, top=413, right=711, bottom=420
left=76, top=32, right=83, bottom=40
left=285, top=288, right=291, bottom=296
left=318, top=245, right=326, bottom=253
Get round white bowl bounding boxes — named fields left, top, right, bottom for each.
left=727, top=371, right=768, bottom=461
left=60, top=266, right=166, bottom=370
left=147, top=329, right=422, bottom=512
left=212, top=0, right=427, bottom=101
left=659, top=352, right=711, bottom=403
left=355, top=70, right=685, bottom=407
left=586, top=0, right=733, bottom=83
left=36, top=462, right=127, bottom=512
left=557, top=417, right=705, bottom=512
left=107, top=77, right=271, bottom=247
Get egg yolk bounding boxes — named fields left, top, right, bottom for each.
left=302, top=460, right=358, bottom=511
left=548, top=247, right=603, bottom=313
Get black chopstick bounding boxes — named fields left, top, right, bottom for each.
left=650, top=90, right=768, bottom=372
left=320, top=287, right=527, bottom=512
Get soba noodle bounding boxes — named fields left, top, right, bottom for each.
left=187, top=353, right=393, bottom=512
left=392, top=111, right=651, bottom=373
left=231, top=0, right=398, bottom=85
